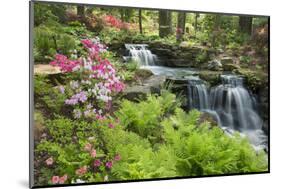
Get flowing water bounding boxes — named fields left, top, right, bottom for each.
left=124, top=44, right=198, bottom=77
left=124, top=44, right=268, bottom=151
left=187, top=74, right=267, bottom=151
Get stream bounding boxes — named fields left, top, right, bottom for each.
left=124, top=44, right=268, bottom=152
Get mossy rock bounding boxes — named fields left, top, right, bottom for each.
left=234, top=68, right=268, bottom=92
left=197, top=112, right=219, bottom=127
left=221, top=57, right=234, bottom=64
left=199, top=70, right=222, bottom=86
left=222, top=63, right=240, bottom=71
left=134, top=69, right=154, bottom=79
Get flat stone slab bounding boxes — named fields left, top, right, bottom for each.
left=34, top=64, right=61, bottom=75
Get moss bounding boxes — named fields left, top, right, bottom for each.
left=134, top=69, right=154, bottom=80
left=234, top=68, right=268, bottom=92
left=199, top=70, right=222, bottom=86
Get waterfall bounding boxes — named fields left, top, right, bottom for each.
left=186, top=74, right=267, bottom=151
left=209, top=75, right=262, bottom=131
left=124, top=44, right=157, bottom=66
left=187, top=78, right=209, bottom=110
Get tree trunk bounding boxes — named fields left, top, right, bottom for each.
left=77, top=5, right=85, bottom=19
left=239, top=16, right=253, bottom=35
left=159, top=10, right=173, bottom=38
left=194, top=13, right=199, bottom=36
left=211, top=15, right=221, bottom=47
left=139, top=9, right=143, bottom=34
left=176, top=12, right=186, bottom=42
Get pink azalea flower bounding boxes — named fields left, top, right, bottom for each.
left=84, top=143, right=92, bottom=152
left=114, top=154, right=121, bottom=161
left=93, top=159, right=101, bottom=167
left=108, top=123, right=115, bottom=129
left=75, top=166, right=87, bottom=176
left=91, top=149, right=97, bottom=158
left=51, top=176, right=60, bottom=184
left=45, top=157, right=54, bottom=166
left=59, top=174, right=68, bottom=184
left=105, top=161, right=113, bottom=169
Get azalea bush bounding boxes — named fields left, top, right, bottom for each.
left=35, top=37, right=126, bottom=185
left=49, top=37, right=125, bottom=120
left=103, top=15, right=137, bottom=31
left=35, top=116, right=122, bottom=185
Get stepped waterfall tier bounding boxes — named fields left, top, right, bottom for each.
left=125, top=44, right=267, bottom=151
left=124, top=44, right=157, bottom=66
left=186, top=75, right=267, bottom=151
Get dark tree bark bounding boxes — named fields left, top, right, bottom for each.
left=239, top=16, right=253, bottom=35
left=194, top=13, right=199, bottom=36
left=139, top=9, right=143, bottom=34
left=211, top=15, right=221, bottom=47
left=176, top=12, right=186, bottom=42
left=77, top=5, right=85, bottom=19
left=159, top=10, right=173, bottom=38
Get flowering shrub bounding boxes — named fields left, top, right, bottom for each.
left=50, top=37, right=125, bottom=121
left=35, top=38, right=126, bottom=185
left=103, top=15, right=130, bottom=30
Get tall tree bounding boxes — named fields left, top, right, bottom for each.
left=176, top=12, right=186, bottom=42
left=239, top=16, right=253, bottom=35
left=119, top=8, right=133, bottom=22
left=139, top=9, right=143, bottom=34
left=194, top=13, right=199, bottom=36
left=159, top=10, right=173, bottom=38
left=211, top=15, right=221, bottom=47
left=77, top=5, right=85, bottom=19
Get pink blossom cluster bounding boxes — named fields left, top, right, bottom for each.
left=75, top=166, right=87, bottom=176
left=50, top=38, right=125, bottom=120
left=103, top=15, right=130, bottom=30
left=82, top=143, right=121, bottom=171
left=50, top=54, right=81, bottom=72
left=81, top=38, right=107, bottom=57
left=51, top=174, right=68, bottom=184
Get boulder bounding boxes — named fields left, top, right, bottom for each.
left=222, top=63, right=240, bottom=71
left=207, top=59, right=222, bottom=71
left=221, top=57, right=234, bottom=64
left=198, top=70, right=222, bottom=86
left=179, top=41, right=190, bottom=48
left=197, top=112, right=219, bottom=127
left=123, top=75, right=166, bottom=101
left=135, top=69, right=154, bottom=80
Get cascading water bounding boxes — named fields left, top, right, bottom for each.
left=186, top=75, right=267, bottom=151
left=187, top=78, right=209, bottom=110
left=209, top=75, right=262, bottom=131
left=124, top=44, right=267, bottom=151
left=124, top=44, right=198, bottom=77
left=124, top=44, right=157, bottom=66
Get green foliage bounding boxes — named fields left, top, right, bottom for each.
left=161, top=109, right=268, bottom=175
left=34, top=24, right=78, bottom=62
left=195, top=50, right=208, bottom=63
left=34, top=26, right=57, bottom=62
left=36, top=117, right=105, bottom=184
left=240, top=55, right=253, bottom=64
left=115, top=91, right=180, bottom=142
left=34, top=75, right=67, bottom=115
left=56, top=34, right=77, bottom=55
left=108, top=106, right=267, bottom=180
left=34, top=3, right=58, bottom=26
left=34, top=2, right=67, bottom=26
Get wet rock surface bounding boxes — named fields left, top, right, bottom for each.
left=123, top=75, right=166, bottom=101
